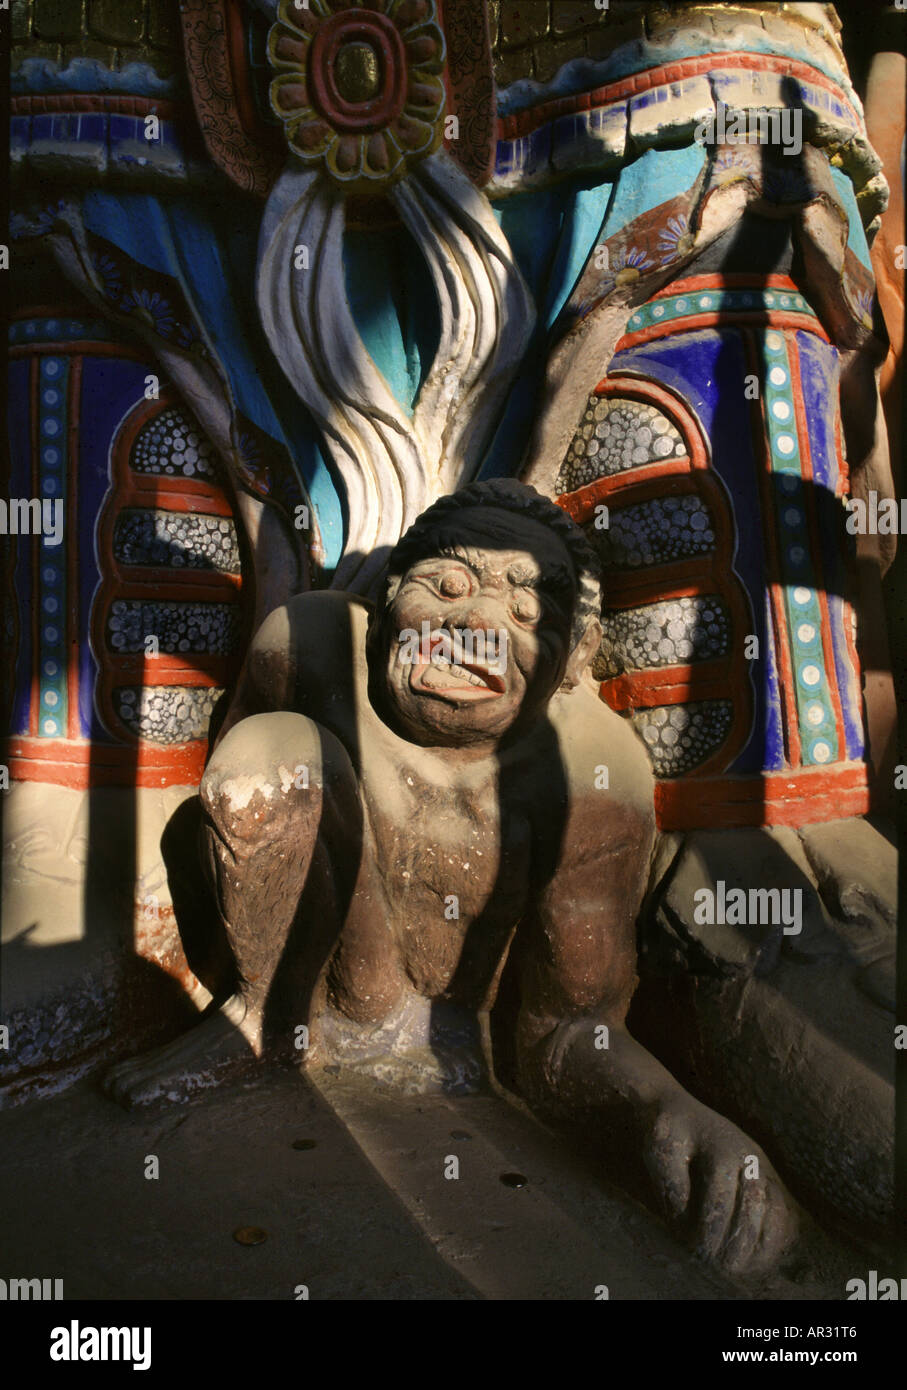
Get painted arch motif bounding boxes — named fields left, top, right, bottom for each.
left=555, top=273, right=870, bottom=832
left=557, top=371, right=756, bottom=787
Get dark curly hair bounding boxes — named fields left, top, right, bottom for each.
left=383, top=478, right=602, bottom=648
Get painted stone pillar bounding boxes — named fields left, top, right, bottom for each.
left=2, top=0, right=314, bottom=1099
left=1, top=310, right=247, bottom=1099
left=511, top=10, right=897, bottom=1235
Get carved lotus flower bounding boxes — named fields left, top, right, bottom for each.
left=268, top=0, right=446, bottom=189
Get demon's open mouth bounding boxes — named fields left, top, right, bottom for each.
left=408, top=637, right=506, bottom=702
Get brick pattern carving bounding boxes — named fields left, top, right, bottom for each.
left=12, top=0, right=182, bottom=74
left=489, top=1, right=846, bottom=90
left=490, top=1, right=649, bottom=87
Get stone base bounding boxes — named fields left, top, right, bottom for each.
left=1, top=780, right=213, bottom=1104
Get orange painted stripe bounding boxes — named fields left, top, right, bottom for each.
left=615, top=310, right=828, bottom=354
left=600, top=659, right=730, bottom=710
left=11, top=94, right=181, bottom=119
left=558, top=370, right=755, bottom=775
left=557, top=462, right=693, bottom=520
left=104, top=655, right=227, bottom=685
left=650, top=273, right=800, bottom=298
left=118, top=485, right=234, bottom=517
left=113, top=568, right=242, bottom=595
left=601, top=565, right=721, bottom=608
left=91, top=383, right=244, bottom=746
left=654, top=763, right=871, bottom=831
left=6, top=739, right=206, bottom=789
left=559, top=469, right=702, bottom=516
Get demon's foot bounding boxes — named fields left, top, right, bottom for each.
left=103, top=995, right=261, bottom=1109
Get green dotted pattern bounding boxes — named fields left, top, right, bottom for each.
left=11, top=317, right=114, bottom=347
left=36, top=354, right=70, bottom=739
left=759, top=329, right=838, bottom=767
left=626, top=287, right=816, bottom=336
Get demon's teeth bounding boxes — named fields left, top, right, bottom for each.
left=428, top=653, right=489, bottom=688
left=452, top=661, right=487, bottom=687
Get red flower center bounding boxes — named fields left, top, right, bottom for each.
left=308, top=9, right=408, bottom=134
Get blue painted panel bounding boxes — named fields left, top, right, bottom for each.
left=81, top=193, right=346, bottom=570
left=609, top=332, right=767, bottom=601
left=826, top=589, right=864, bottom=761
left=794, top=329, right=862, bottom=755
left=483, top=175, right=617, bottom=477
left=610, top=329, right=775, bottom=773
left=169, top=198, right=345, bottom=570
left=599, top=145, right=707, bottom=239
left=795, top=330, right=838, bottom=494
left=34, top=356, right=70, bottom=740
left=543, top=181, right=616, bottom=327
left=76, top=112, right=108, bottom=143
left=10, top=115, right=30, bottom=155
left=344, top=221, right=438, bottom=414
left=760, top=589, right=786, bottom=773
left=12, top=56, right=177, bottom=98
left=83, top=192, right=176, bottom=277
left=77, top=356, right=150, bottom=741
left=830, top=167, right=873, bottom=271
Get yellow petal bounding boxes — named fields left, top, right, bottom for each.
left=326, top=133, right=365, bottom=180
left=404, top=22, right=446, bottom=74
left=268, top=24, right=310, bottom=72
left=270, top=72, right=312, bottom=120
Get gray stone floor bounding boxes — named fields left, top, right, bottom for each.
left=0, top=1062, right=864, bottom=1301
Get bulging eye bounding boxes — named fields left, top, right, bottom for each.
left=438, top=570, right=471, bottom=599
left=511, top=589, right=541, bottom=625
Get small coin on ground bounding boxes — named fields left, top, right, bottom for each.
left=233, top=1226, right=268, bottom=1246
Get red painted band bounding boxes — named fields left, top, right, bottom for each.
left=615, top=310, right=829, bottom=354
left=654, top=764, right=871, bottom=830
left=103, top=656, right=227, bottom=686
left=114, top=569, right=242, bottom=595
left=497, top=52, right=859, bottom=142
left=601, top=563, right=721, bottom=608
left=601, top=660, right=730, bottom=710
left=10, top=95, right=181, bottom=119
left=6, top=739, right=206, bottom=789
